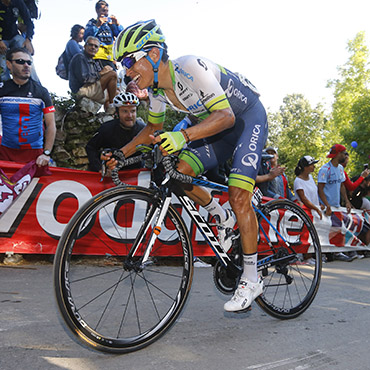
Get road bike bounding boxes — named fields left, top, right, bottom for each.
left=53, top=145, right=322, bottom=353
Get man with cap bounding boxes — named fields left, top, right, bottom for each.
left=318, top=144, right=352, bottom=216
left=318, top=144, right=356, bottom=262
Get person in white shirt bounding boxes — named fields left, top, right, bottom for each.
left=293, top=155, right=323, bottom=219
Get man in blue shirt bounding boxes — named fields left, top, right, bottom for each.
left=318, top=144, right=352, bottom=216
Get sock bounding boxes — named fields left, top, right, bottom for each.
left=203, top=198, right=227, bottom=223
left=241, top=253, right=258, bottom=283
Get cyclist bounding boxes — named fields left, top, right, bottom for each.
left=108, top=19, right=268, bottom=312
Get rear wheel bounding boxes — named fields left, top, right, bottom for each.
left=256, top=199, right=321, bottom=319
left=53, top=186, right=193, bottom=353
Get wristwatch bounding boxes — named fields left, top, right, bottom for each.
left=43, top=149, right=51, bottom=156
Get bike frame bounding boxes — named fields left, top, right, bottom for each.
left=126, top=170, right=297, bottom=277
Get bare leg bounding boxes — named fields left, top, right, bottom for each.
left=100, top=71, right=118, bottom=104
left=228, top=186, right=257, bottom=255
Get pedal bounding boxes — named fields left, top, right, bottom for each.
left=235, top=306, right=252, bottom=314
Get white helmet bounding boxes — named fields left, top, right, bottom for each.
left=113, top=92, right=140, bottom=107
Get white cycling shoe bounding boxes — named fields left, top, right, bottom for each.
left=217, top=209, right=236, bottom=253
left=224, top=277, right=264, bottom=312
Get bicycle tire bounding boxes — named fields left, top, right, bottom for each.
left=53, top=186, right=193, bottom=353
left=255, top=199, right=322, bottom=319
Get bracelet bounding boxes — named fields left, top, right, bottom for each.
left=180, top=129, right=190, bottom=143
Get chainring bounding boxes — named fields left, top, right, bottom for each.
left=213, top=231, right=243, bottom=295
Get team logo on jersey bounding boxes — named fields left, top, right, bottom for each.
left=241, top=153, right=259, bottom=169
left=177, top=82, right=184, bottom=91
left=188, top=99, right=202, bottom=111
left=197, top=59, right=208, bottom=71
left=200, top=90, right=215, bottom=103
left=225, top=79, right=247, bottom=104
left=174, top=63, right=194, bottom=81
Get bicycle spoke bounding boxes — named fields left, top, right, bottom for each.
left=54, top=187, right=193, bottom=353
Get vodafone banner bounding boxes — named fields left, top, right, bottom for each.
left=0, top=160, right=369, bottom=255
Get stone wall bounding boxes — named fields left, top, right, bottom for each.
left=52, top=105, right=112, bottom=170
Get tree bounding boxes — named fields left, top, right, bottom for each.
left=327, top=31, right=370, bottom=174
left=268, top=94, right=328, bottom=183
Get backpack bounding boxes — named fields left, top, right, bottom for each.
left=24, top=0, right=39, bottom=19
left=55, top=51, right=68, bottom=80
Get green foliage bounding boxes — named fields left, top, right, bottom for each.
left=327, top=31, right=370, bottom=175
left=136, top=103, right=185, bottom=131
left=50, top=92, right=76, bottom=112
left=349, top=93, right=370, bottom=171
left=268, top=94, right=329, bottom=184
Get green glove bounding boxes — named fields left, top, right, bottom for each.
left=159, top=131, right=186, bottom=154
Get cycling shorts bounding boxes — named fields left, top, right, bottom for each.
left=179, top=99, right=268, bottom=193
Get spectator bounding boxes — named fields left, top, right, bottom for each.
left=256, top=149, right=284, bottom=196
left=64, top=24, right=85, bottom=69
left=294, top=155, right=326, bottom=264
left=349, top=175, right=370, bottom=247
left=350, top=175, right=370, bottom=210
left=318, top=144, right=354, bottom=262
left=86, top=91, right=145, bottom=172
left=84, top=0, right=123, bottom=69
left=340, top=151, right=369, bottom=193
left=294, top=155, right=323, bottom=219
left=0, top=0, right=37, bottom=82
left=258, top=146, right=295, bottom=200
left=68, top=36, right=117, bottom=114
left=0, top=47, right=56, bottom=174
left=318, top=144, right=351, bottom=216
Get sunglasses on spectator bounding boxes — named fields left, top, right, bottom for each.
left=121, top=51, right=147, bottom=69
left=10, top=59, right=32, bottom=66
left=87, top=43, right=99, bottom=49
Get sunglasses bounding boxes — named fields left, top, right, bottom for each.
left=87, top=43, right=99, bottom=49
left=10, top=59, right=32, bottom=66
left=121, top=51, right=147, bottom=69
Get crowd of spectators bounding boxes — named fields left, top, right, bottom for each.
left=0, top=0, right=369, bottom=263
left=257, top=143, right=370, bottom=262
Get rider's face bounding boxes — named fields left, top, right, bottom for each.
left=125, top=49, right=160, bottom=90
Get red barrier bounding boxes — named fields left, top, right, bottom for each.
left=0, top=160, right=369, bottom=256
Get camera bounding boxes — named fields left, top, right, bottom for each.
left=364, top=163, right=369, bottom=170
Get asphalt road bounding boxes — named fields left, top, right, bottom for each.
left=1, top=256, right=370, bottom=370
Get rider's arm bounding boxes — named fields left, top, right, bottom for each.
left=179, top=107, right=235, bottom=143
left=119, top=122, right=163, bottom=158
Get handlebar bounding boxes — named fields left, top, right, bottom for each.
left=107, top=145, right=193, bottom=187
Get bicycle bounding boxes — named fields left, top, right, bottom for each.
left=53, top=145, right=322, bottom=354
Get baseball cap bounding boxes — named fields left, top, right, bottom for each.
left=327, top=144, right=346, bottom=158
left=300, top=155, right=319, bottom=167
left=265, top=146, right=277, bottom=154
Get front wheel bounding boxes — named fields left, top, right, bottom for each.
left=256, top=199, right=322, bottom=319
left=53, top=186, right=193, bottom=353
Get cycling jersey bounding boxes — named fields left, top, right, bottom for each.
left=0, top=79, right=55, bottom=149
left=148, top=55, right=267, bottom=193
